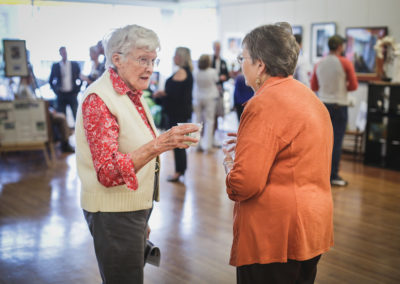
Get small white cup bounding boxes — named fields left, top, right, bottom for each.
left=177, top=122, right=203, bottom=146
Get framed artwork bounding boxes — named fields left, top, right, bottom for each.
left=3, top=39, right=29, bottom=77
left=292, top=25, right=303, bottom=36
left=345, top=26, right=388, bottom=81
left=310, top=22, right=336, bottom=63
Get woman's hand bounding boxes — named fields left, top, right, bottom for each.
left=224, top=132, right=237, bottom=153
left=129, top=124, right=200, bottom=174
left=222, top=147, right=234, bottom=174
left=154, top=124, right=200, bottom=152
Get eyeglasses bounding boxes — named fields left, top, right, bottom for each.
left=135, top=57, right=160, bottom=67
left=117, top=52, right=160, bottom=67
left=237, top=54, right=250, bottom=64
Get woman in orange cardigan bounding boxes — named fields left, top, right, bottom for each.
left=222, top=23, right=334, bottom=284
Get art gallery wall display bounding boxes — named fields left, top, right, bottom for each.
left=3, top=39, right=29, bottom=77
left=345, top=26, right=388, bottom=81
left=310, top=22, right=336, bottom=63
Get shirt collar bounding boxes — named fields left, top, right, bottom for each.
left=256, top=75, right=293, bottom=96
left=109, top=67, right=143, bottom=98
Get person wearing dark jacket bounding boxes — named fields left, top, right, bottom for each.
left=49, top=46, right=82, bottom=122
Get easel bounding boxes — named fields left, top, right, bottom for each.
left=0, top=40, right=55, bottom=167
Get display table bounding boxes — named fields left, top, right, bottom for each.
left=0, top=99, right=55, bottom=167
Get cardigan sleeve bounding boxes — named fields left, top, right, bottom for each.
left=226, top=102, right=281, bottom=202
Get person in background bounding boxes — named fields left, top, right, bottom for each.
left=233, top=70, right=254, bottom=121
left=49, top=46, right=82, bottom=122
left=193, top=54, right=219, bottom=153
left=212, top=41, right=229, bottom=147
left=96, top=40, right=106, bottom=76
left=222, top=22, right=334, bottom=284
left=153, top=47, right=194, bottom=182
left=80, top=45, right=103, bottom=87
left=311, top=34, right=358, bottom=186
left=293, top=34, right=312, bottom=87
left=75, top=25, right=199, bottom=283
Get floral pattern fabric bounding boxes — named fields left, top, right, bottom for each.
left=82, top=68, right=156, bottom=190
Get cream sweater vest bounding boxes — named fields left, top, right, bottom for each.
left=75, top=70, right=160, bottom=212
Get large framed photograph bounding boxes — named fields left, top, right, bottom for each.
left=3, top=39, right=29, bottom=77
left=310, top=22, right=336, bottom=63
left=345, top=26, right=388, bottom=81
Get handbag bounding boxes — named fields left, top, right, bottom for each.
left=144, top=240, right=161, bottom=267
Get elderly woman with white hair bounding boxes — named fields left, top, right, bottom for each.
left=75, top=24, right=200, bottom=283
left=222, top=23, right=334, bottom=284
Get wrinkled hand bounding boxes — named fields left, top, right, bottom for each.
left=154, top=124, right=200, bottom=153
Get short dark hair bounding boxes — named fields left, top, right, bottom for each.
left=242, top=22, right=299, bottom=77
left=328, top=35, right=345, bottom=51
left=198, top=54, right=211, bottom=70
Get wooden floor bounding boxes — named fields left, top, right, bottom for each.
left=0, top=140, right=400, bottom=283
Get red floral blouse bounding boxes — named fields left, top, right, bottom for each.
left=82, top=68, right=156, bottom=190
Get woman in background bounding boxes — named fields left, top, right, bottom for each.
left=193, top=54, right=219, bottom=152
left=222, top=22, right=334, bottom=284
left=154, top=47, right=193, bottom=182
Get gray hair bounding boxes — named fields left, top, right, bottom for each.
left=175, top=47, right=193, bottom=71
left=104, top=24, right=160, bottom=69
left=242, top=22, right=299, bottom=77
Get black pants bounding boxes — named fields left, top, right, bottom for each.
left=169, top=117, right=188, bottom=174
left=237, top=255, right=321, bottom=284
left=56, top=91, right=78, bottom=121
left=83, top=209, right=151, bottom=284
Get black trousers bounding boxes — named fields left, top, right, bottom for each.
left=168, top=117, right=188, bottom=174
left=56, top=91, right=79, bottom=121
left=237, top=255, right=321, bottom=284
left=83, top=209, right=152, bottom=284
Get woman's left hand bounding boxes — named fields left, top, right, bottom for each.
left=222, top=147, right=234, bottom=174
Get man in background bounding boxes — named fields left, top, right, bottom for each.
left=311, top=35, right=358, bottom=186
left=49, top=46, right=82, bottom=123
left=211, top=41, right=229, bottom=147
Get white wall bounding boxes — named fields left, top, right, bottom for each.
left=218, top=0, right=400, bottom=130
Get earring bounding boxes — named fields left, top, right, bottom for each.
left=255, top=77, right=261, bottom=89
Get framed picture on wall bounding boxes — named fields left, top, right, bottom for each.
left=345, top=26, right=388, bottom=81
left=3, top=39, right=29, bottom=77
left=310, top=22, right=336, bottom=63
left=292, top=25, right=303, bottom=36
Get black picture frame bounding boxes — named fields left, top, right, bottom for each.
left=310, top=22, right=336, bottom=63
left=3, top=39, right=29, bottom=77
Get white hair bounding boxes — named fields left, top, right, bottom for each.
left=104, top=24, right=160, bottom=69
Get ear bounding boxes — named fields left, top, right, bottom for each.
left=256, top=59, right=266, bottom=76
left=112, top=53, right=122, bottom=69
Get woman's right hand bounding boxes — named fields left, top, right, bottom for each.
left=223, top=132, right=237, bottom=153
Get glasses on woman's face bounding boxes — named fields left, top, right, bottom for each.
left=135, top=57, right=160, bottom=67
left=237, top=54, right=250, bottom=65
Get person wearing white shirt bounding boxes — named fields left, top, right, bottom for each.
left=193, top=54, right=219, bottom=152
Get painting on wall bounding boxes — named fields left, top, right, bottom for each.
left=3, top=39, right=29, bottom=77
left=310, top=22, right=336, bottom=63
left=292, top=25, right=303, bottom=36
left=345, top=26, right=388, bottom=81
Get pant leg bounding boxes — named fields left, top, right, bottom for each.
left=83, top=209, right=151, bottom=284
left=56, top=93, right=67, bottom=116
left=69, top=93, right=79, bottom=121
left=203, top=98, right=217, bottom=150
left=296, top=255, right=321, bottom=284
left=51, top=111, right=69, bottom=142
left=169, top=117, right=188, bottom=174
left=325, top=104, right=348, bottom=180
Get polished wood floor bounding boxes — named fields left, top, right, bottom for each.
left=1, top=138, right=400, bottom=283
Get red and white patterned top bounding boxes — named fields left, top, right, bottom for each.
left=82, top=68, right=156, bottom=190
